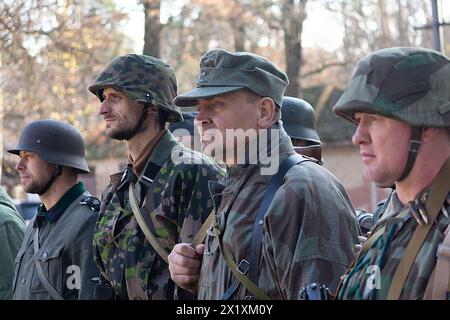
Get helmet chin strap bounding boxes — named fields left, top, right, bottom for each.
left=123, top=104, right=150, bottom=141
left=124, top=94, right=153, bottom=141
left=37, top=165, right=63, bottom=196
left=398, top=127, right=423, bottom=182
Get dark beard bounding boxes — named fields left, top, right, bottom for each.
left=107, top=127, right=136, bottom=141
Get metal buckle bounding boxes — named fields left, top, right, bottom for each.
left=409, top=139, right=422, bottom=153
left=236, top=259, right=250, bottom=275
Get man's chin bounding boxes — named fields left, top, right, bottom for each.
left=23, top=186, right=39, bottom=194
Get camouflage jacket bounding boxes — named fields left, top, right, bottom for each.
left=198, top=124, right=359, bottom=300
left=13, top=182, right=99, bottom=300
left=93, top=130, right=224, bottom=300
left=338, top=189, right=450, bottom=300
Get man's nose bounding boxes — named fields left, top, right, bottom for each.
left=352, top=123, right=368, bottom=146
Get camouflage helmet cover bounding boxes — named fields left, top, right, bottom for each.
left=88, top=54, right=182, bottom=122
left=333, top=47, right=450, bottom=128
left=8, top=119, right=90, bottom=174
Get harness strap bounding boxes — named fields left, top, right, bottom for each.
left=129, top=183, right=170, bottom=264
left=424, top=224, right=450, bottom=299
left=219, top=154, right=316, bottom=300
left=387, top=158, right=450, bottom=299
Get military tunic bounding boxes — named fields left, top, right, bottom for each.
left=93, top=130, right=224, bottom=299
left=198, top=125, right=359, bottom=300
left=12, top=182, right=99, bottom=300
left=338, top=189, right=450, bottom=300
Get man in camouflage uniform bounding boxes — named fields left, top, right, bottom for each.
left=10, top=120, right=99, bottom=300
left=168, top=49, right=359, bottom=299
left=333, top=47, right=450, bottom=299
left=88, top=54, right=224, bottom=300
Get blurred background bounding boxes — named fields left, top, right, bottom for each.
left=1, top=0, right=449, bottom=218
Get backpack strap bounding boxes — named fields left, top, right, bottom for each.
left=387, top=158, right=450, bottom=300
left=219, top=154, right=316, bottom=300
left=424, top=224, right=450, bottom=299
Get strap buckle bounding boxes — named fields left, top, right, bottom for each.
left=236, top=259, right=250, bottom=275
left=408, top=139, right=422, bottom=153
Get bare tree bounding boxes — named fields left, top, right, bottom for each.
left=281, top=0, right=307, bottom=96
left=142, top=0, right=161, bottom=57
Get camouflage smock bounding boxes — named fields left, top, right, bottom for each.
left=198, top=124, right=359, bottom=300
left=338, top=188, right=450, bottom=300
left=93, top=130, right=224, bottom=300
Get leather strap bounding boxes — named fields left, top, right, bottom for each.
left=424, top=224, right=450, bottom=299
left=246, top=154, right=314, bottom=297
left=387, top=159, right=450, bottom=299
left=129, top=183, right=170, bottom=264
left=33, top=229, right=64, bottom=300
left=191, top=210, right=215, bottom=247
left=217, top=235, right=271, bottom=300
left=220, top=154, right=315, bottom=300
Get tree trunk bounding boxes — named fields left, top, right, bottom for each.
left=282, top=0, right=307, bottom=97
left=143, top=0, right=161, bottom=57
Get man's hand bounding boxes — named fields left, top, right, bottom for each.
left=168, top=243, right=204, bottom=294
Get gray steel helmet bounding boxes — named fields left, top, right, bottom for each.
left=281, top=96, right=321, bottom=144
left=88, top=54, right=182, bottom=122
left=8, top=120, right=90, bottom=174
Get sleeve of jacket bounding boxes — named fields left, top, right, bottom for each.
left=0, top=219, right=25, bottom=299
left=261, top=163, right=359, bottom=299
left=73, top=212, right=100, bottom=300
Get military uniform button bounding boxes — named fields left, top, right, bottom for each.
left=21, top=278, right=26, bottom=284
left=43, top=252, right=48, bottom=259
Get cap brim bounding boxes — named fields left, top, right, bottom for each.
left=7, top=149, right=20, bottom=155
left=174, top=86, right=245, bottom=107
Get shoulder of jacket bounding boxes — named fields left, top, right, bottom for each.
left=79, top=194, right=101, bottom=213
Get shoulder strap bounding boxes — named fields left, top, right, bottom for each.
left=246, top=154, right=315, bottom=295
left=387, top=159, right=450, bottom=300
left=424, top=224, right=450, bottom=299
left=191, top=210, right=216, bottom=247
left=217, top=234, right=271, bottom=300
left=33, top=229, right=64, bottom=300
left=127, top=157, right=172, bottom=264
left=219, top=154, right=315, bottom=300
left=129, top=183, right=170, bottom=264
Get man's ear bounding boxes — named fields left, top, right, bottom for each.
left=257, top=97, right=277, bottom=129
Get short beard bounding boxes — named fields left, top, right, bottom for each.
left=23, top=182, right=44, bottom=194
left=107, top=128, right=137, bottom=141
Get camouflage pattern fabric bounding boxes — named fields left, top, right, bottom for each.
left=333, top=47, right=450, bottom=128
left=93, top=130, right=224, bottom=300
left=88, top=54, right=182, bottom=122
left=197, top=124, right=359, bottom=299
left=338, top=190, right=450, bottom=300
